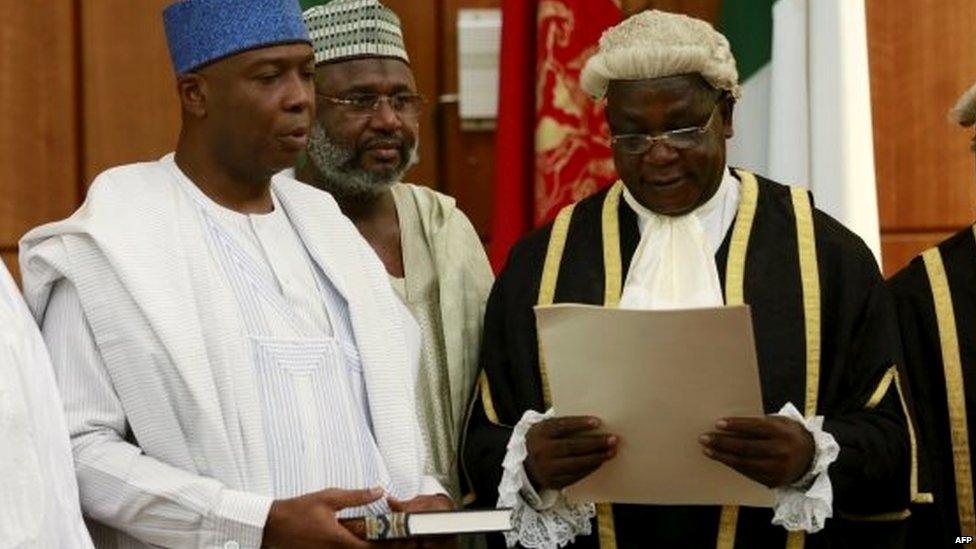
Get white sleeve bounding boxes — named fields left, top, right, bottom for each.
left=770, top=402, right=840, bottom=533
left=42, top=280, right=273, bottom=548
left=0, top=270, right=93, bottom=548
left=497, top=409, right=595, bottom=549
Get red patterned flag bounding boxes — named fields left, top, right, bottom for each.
left=489, top=0, right=622, bottom=270
left=533, top=0, right=621, bottom=225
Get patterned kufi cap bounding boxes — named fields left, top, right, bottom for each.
left=163, top=0, right=310, bottom=75
left=302, top=0, right=409, bottom=65
left=580, top=10, right=740, bottom=99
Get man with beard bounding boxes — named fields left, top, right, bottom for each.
left=464, top=10, right=916, bottom=548
left=296, top=0, right=494, bottom=503
left=889, top=82, right=976, bottom=547
left=20, top=0, right=449, bottom=546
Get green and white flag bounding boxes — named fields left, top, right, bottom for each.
left=722, top=0, right=881, bottom=263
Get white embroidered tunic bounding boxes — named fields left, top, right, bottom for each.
left=25, top=154, right=438, bottom=549
left=178, top=174, right=402, bottom=516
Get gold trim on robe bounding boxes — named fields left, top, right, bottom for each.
left=538, top=190, right=620, bottom=548
left=789, top=186, right=822, bottom=420
left=923, top=246, right=975, bottom=534
left=596, top=182, right=625, bottom=549
left=863, top=366, right=932, bottom=505
left=479, top=371, right=504, bottom=426
left=784, top=186, right=823, bottom=549
left=538, top=204, right=578, bottom=407
left=717, top=170, right=760, bottom=549
left=601, top=184, right=624, bottom=308
left=837, top=509, right=913, bottom=522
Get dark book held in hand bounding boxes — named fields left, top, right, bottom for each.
left=342, top=508, right=512, bottom=540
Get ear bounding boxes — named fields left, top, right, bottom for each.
left=722, top=96, right=735, bottom=139
left=176, top=73, right=208, bottom=118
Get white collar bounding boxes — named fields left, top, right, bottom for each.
left=621, top=166, right=741, bottom=255
left=618, top=166, right=740, bottom=310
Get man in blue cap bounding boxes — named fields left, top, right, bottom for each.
left=20, top=0, right=449, bottom=547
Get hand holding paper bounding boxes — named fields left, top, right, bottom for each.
left=700, top=415, right=816, bottom=488
left=524, top=416, right=619, bottom=491
left=535, top=303, right=775, bottom=507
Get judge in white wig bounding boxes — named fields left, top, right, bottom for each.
left=463, top=9, right=914, bottom=549
left=19, top=0, right=449, bottom=547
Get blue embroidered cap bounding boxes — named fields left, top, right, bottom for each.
left=163, top=0, right=311, bottom=75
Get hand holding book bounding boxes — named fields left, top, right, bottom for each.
left=263, top=486, right=383, bottom=548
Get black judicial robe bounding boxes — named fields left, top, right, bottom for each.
left=889, top=224, right=976, bottom=547
left=463, top=171, right=912, bottom=548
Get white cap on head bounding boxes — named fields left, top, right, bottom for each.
left=303, top=0, right=409, bottom=66
left=580, top=9, right=740, bottom=100
left=950, top=82, right=976, bottom=127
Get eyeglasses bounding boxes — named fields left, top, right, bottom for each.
left=611, top=102, right=721, bottom=155
left=316, top=92, right=425, bottom=119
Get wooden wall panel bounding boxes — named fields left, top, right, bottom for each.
left=81, top=1, right=439, bottom=190
left=881, top=231, right=956, bottom=280
left=439, top=0, right=501, bottom=238
left=81, top=0, right=180, bottom=184
left=3, top=252, right=19, bottom=286
left=867, top=0, right=976, bottom=274
left=10, top=0, right=969, bottom=281
left=386, top=0, right=441, bottom=189
left=0, top=1, right=79, bottom=270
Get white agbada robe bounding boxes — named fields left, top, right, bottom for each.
left=0, top=262, right=93, bottom=548
left=20, top=154, right=441, bottom=549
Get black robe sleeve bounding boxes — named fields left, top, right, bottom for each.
left=462, top=229, right=551, bottom=509
left=808, top=211, right=912, bottom=545
left=822, top=277, right=911, bottom=514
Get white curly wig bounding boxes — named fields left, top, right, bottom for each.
left=950, top=81, right=976, bottom=127
left=580, top=9, right=740, bottom=100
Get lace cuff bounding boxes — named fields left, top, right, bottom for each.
left=771, top=402, right=840, bottom=533
left=497, top=409, right=595, bottom=549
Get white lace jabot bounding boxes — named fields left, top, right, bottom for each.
left=619, top=166, right=739, bottom=310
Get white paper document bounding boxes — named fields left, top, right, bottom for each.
left=535, top=303, right=775, bottom=508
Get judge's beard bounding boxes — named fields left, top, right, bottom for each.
left=305, top=122, right=418, bottom=201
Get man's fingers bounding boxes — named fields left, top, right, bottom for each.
left=387, top=496, right=405, bottom=513
left=329, top=521, right=372, bottom=548
left=700, top=433, right=780, bottom=459
left=703, top=448, right=780, bottom=488
left=555, top=434, right=618, bottom=457
left=547, top=451, right=615, bottom=479
left=714, top=417, right=779, bottom=438
left=320, top=486, right=385, bottom=510
left=538, top=416, right=603, bottom=437
left=548, top=447, right=617, bottom=488
left=334, top=518, right=369, bottom=544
